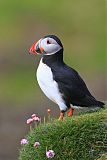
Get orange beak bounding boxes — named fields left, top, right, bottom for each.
left=29, top=39, right=44, bottom=54
left=29, top=41, right=38, bottom=54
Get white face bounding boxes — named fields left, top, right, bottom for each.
left=39, top=37, right=62, bottom=55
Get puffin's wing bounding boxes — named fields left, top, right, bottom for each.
left=52, top=64, right=104, bottom=107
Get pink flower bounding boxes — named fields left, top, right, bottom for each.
left=47, top=109, right=51, bottom=114
left=31, top=114, right=36, bottom=118
left=20, top=138, right=28, bottom=145
left=34, top=141, right=40, bottom=148
left=32, top=116, right=40, bottom=122
left=46, top=150, right=55, bottom=158
left=26, top=118, right=33, bottom=124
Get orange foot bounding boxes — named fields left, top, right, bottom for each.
left=59, top=112, right=65, bottom=120
left=68, top=108, right=74, bottom=117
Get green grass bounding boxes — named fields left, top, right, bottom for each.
left=19, top=108, right=107, bottom=160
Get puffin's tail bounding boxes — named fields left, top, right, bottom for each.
left=87, top=96, right=105, bottom=108
left=95, top=101, right=105, bottom=108
left=81, top=96, right=105, bottom=108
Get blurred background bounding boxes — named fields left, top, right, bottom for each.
left=0, top=0, right=106, bottom=159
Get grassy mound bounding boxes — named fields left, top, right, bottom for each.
left=19, top=109, right=107, bottom=160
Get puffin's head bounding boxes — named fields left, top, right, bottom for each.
left=29, top=35, right=63, bottom=56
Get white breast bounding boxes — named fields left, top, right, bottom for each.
left=36, top=58, right=67, bottom=111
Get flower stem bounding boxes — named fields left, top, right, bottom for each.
left=44, top=116, right=46, bottom=125
left=30, top=125, right=32, bottom=131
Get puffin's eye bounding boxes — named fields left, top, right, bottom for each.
left=47, top=40, right=51, bottom=44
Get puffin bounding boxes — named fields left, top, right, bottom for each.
left=29, top=35, right=104, bottom=120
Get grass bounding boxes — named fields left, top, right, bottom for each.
left=19, top=108, right=107, bottom=160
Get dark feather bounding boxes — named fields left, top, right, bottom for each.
left=43, top=49, right=104, bottom=108
left=51, top=62, right=104, bottom=108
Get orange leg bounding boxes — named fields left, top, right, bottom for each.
left=59, top=111, right=65, bottom=120
left=67, top=108, right=74, bottom=117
